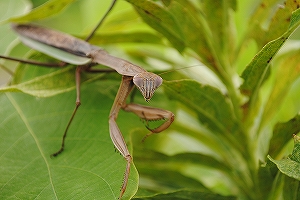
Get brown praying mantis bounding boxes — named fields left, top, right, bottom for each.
left=0, top=5, right=174, bottom=200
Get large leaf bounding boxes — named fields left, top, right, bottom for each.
left=0, top=80, right=139, bottom=200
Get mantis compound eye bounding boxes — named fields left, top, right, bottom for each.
left=133, top=72, right=163, bottom=102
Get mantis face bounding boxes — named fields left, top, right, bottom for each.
left=133, top=72, right=163, bottom=102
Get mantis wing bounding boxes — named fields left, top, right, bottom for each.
left=13, top=24, right=146, bottom=76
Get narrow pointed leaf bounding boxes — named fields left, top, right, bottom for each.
left=241, top=8, right=300, bottom=97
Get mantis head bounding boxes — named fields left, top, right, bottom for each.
left=133, top=72, right=163, bottom=102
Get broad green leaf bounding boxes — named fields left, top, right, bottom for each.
left=9, top=0, right=76, bottom=23
left=0, top=80, right=138, bottom=200
left=133, top=189, right=236, bottom=200
left=269, top=114, right=300, bottom=157
left=268, top=135, right=300, bottom=181
left=261, top=50, right=300, bottom=127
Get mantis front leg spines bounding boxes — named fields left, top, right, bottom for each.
left=4, top=24, right=175, bottom=199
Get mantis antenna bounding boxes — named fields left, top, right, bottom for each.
left=85, top=0, right=117, bottom=41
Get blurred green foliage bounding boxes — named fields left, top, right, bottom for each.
left=1, top=0, right=300, bottom=199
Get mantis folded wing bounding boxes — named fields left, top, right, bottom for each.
left=12, top=24, right=174, bottom=199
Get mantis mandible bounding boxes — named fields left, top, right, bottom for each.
left=7, top=22, right=174, bottom=199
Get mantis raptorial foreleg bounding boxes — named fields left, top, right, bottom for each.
left=123, top=104, right=174, bottom=132
left=109, top=75, right=174, bottom=198
left=8, top=24, right=175, bottom=199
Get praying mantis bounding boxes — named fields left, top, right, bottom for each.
left=0, top=1, right=174, bottom=199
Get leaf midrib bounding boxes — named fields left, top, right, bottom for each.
left=6, top=93, right=59, bottom=199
